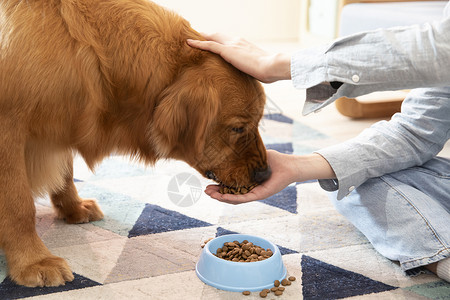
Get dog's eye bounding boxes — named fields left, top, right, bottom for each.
left=231, top=127, right=244, bottom=133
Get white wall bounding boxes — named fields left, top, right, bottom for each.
left=153, top=0, right=302, bottom=43
left=309, top=0, right=338, bottom=39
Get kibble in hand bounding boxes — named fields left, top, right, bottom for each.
left=219, top=183, right=258, bottom=195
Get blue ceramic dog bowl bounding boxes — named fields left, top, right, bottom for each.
left=195, top=234, right=287, bottom=292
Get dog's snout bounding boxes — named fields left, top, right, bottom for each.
left=252, top=166, right=272, bottom=184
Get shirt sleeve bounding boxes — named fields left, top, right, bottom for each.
left=291, top=16, right=450, bottom=115
left=316, top=87, right=450, bottom=200
left=290, top=5, right=450, bottom=200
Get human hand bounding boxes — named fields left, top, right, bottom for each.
left=187, top=33, right=291, bottom=83
left=204, top=150, right=336, bottom=205
left=204, top=150, right=299, bottom=204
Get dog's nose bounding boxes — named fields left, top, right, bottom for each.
left=252, top=166, right=272, bottom=184
left=205, top=171, right=215, bottom=180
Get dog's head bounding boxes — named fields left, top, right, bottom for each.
left=151, top=54, right=270, bottom=193
left=61, top=0, right=270, bottom=191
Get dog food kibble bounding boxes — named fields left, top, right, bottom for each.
left=200, top=237, right=214, bottom=248
left=219, top=183, right=258, bottom=195
left=255, top=277, right=296, bottom=298
left=242, top=291, right=251, bottom=296
left=214, top=241, right=273, bottom=262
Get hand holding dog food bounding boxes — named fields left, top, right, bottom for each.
left=205, top=150, right=336, bottom=204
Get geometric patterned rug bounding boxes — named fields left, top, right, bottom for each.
left=1, top=108, right=449, bottom=299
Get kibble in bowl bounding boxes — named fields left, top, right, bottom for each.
left=214, top=240, right=274, bottom=262
left=196, top=234, right=287, bottom=292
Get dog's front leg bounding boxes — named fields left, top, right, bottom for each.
left=0, top=128, right=74, bottom=287
left=50, top=155, right=103, bottom=224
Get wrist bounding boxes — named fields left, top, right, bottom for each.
left=266, top=53, right=291, bottom=82
left=291, top=153, right=336, bottom=182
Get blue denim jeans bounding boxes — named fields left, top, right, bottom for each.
left=329, top=157, right=450, bottom=271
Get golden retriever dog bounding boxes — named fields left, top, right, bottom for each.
left=0, top=0, right=271, bottom=287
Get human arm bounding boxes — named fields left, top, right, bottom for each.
left=205, top=150, right=336, bottom=204
left=189, top=16, right=450, bottom=113
left=209, top=86, right=450, bottom=204
left=188, top=15, right=450, bottom=100
left=295, top=15, right=450, bottom=114
left=292, top=11, right=450, bottom=198
left=316, top=86, right=450, bottom=200
left=187, top=33, right=291, bottom=83
left=198, top=5, right=450, bottom=203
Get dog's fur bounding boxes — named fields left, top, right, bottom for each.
left=0, top=0, right=269, bottom=287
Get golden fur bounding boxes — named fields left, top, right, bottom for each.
left=0, top=0, right=269, bottom=287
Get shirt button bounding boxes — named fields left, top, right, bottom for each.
left=352, top=75, right=360, bottom=83
left=348, top=186, right=355, bottom=192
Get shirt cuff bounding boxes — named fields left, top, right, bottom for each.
left=315, top=145, right=368, bottom=200
left=318, top=179, right=339, bottom=192
left=291, top=44, right=330, bottom=89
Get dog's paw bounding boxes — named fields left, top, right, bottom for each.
left=11, top=256, right=74, bottom=287
left=63, top=199, right=104, bottom=224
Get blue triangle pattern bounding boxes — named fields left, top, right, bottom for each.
left=277, top=245, right=299, bottom=256
left=293, top=121, right=328, bottom=140
left=266, top=143, right=294, bottom=154
left=260, top=185, right=298, bottom=214
left=215, top=226, right=238, bottom=237
left=79, top=183, right=146, bottom=237
left=215, top=227, right=298, bottom=256
left=301, top=255, right=397, bottom=300
left=0, top=273, right=101, bottom=300
left=404, top=280, right=450, bottom=299
left=128, top=204, right=212, bottom=237
left=263, top=113, right=294, bottom=124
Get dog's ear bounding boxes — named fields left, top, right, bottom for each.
left=152, top=69, right=219, bottom=159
